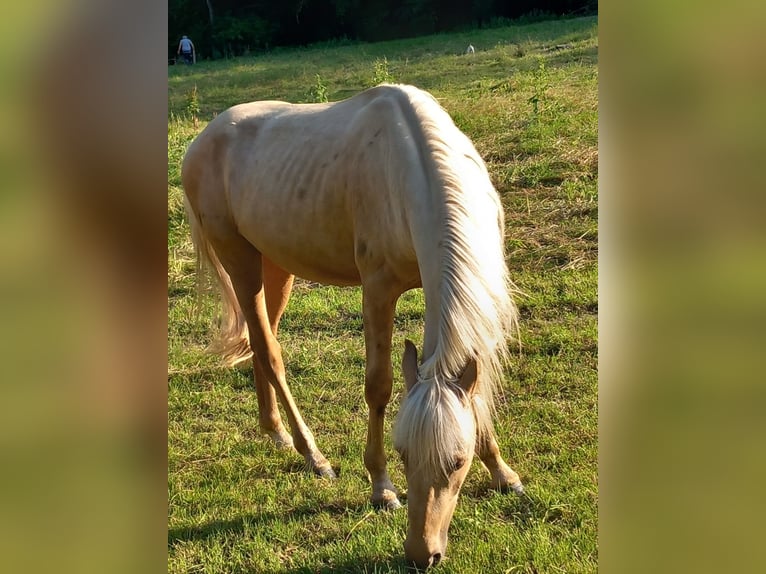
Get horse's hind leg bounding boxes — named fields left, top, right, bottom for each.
left=253, top=257, right=295, bottom=448
left=476, top=430, right=524, bottom=494
left=215, top=234, right=335, bottom=478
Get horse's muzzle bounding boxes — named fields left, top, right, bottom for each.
left=407, top=553, right=442, bottom=570
left=404, top=538, right=445, bottom=570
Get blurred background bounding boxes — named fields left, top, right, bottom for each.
left=0, top=1, right=167, bottom=573
left=0, top=1, right=764, bottom=572
left=168, top=0, right=598, bottom=60
left=600, top=1, right=766, bottom=572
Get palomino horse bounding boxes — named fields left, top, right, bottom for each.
left=182, top=83, right=524, bottom=569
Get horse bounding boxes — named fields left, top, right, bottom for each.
left=181, top=83, right=524, bottom=569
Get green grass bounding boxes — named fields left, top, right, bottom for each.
left=168, top=15, right=597, bottom=574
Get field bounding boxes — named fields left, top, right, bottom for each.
left=168, top=16, right=598, bottom=574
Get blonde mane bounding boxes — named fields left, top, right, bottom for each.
left=392, top=85, right=518, bottom=478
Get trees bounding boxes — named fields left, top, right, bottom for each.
left=168, top=0, right=597, bottom=61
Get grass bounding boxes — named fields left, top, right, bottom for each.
left=168, top=15, right=598, bottom=574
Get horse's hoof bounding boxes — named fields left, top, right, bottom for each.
left=315, top=465, right=338, bottom=479
left=370, top=481, right=401, bottom=510
left=510, top=481, right=525, bottom=495
left=491, top=477, right=525, bottom=494
left=372, top=492, right=402, bottom=511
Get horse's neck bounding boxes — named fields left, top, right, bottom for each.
left=420, top=266, right=465, bottom=384
left=394, top=89, right=485, bottom=380
left=404, top=180, right=446, bottom=367
left=411, top=198, right=456, bottom=380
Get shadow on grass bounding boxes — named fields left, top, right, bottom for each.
left=273, top=556, right=417, bottom=574
left=169, top=508, right=421, bottom=573
left=169, top=489, right=552, bottom=573
left=168, top=500, right=372, bottom=548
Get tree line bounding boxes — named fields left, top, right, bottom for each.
left=169, top=0, right=596, bottom=61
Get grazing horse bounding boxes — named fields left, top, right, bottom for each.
left=182, top=83, right=524, bottom=569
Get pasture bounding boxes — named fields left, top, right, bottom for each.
left=168, top=15, right=598, bottom=574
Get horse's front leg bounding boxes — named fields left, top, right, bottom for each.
left=474, top=396, right=524, bottom=494
left=361, top=280, right=402, bottom=510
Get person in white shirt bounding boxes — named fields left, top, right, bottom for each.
left=177, top=35, right=195, bottom=64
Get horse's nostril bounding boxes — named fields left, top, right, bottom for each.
left=431, top=553, right=442, bottom=566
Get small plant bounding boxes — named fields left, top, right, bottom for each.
left=371, top=56, right=395, bottom=86
left=186, top=85, right=200, bottom=128
left=308, top=73, right=329, bottom=103
left=528, top=59, right=549, bottom=117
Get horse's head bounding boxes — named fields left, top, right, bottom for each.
left=393, top=340, right=480, bottom=569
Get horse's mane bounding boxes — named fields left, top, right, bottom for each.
left=391, top=85, right=518, bottom=477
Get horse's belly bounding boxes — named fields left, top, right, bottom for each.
left=240, top=223, right=361, bottom=286
left=265, top=248, right=361, bottom=286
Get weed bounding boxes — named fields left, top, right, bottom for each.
left=308, top=73, right=329, bottom=103
left=528, top=59, right=550, bottom=117
left=371, top=56, right=395, bottom=86
left=185, top=85, right=200, bottom=127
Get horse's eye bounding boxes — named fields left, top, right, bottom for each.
left=451, top=457, right=466, bottom=472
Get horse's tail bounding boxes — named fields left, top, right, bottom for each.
left=183, top=195, right=253, bottom=366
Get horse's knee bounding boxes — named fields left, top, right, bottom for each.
left=365, top=386, right=392, bottom=412
left=365, top=366, right=392, bottom=409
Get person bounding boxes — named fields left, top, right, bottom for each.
left=177, top=35, right=195, bottom=64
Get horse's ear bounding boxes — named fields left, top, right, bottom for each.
left=402, top=339, right=419, bottom=392
left=456, top=358, right=479, bottom=396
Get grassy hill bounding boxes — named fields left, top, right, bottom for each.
left=168, top=15, right=597, bottom=574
